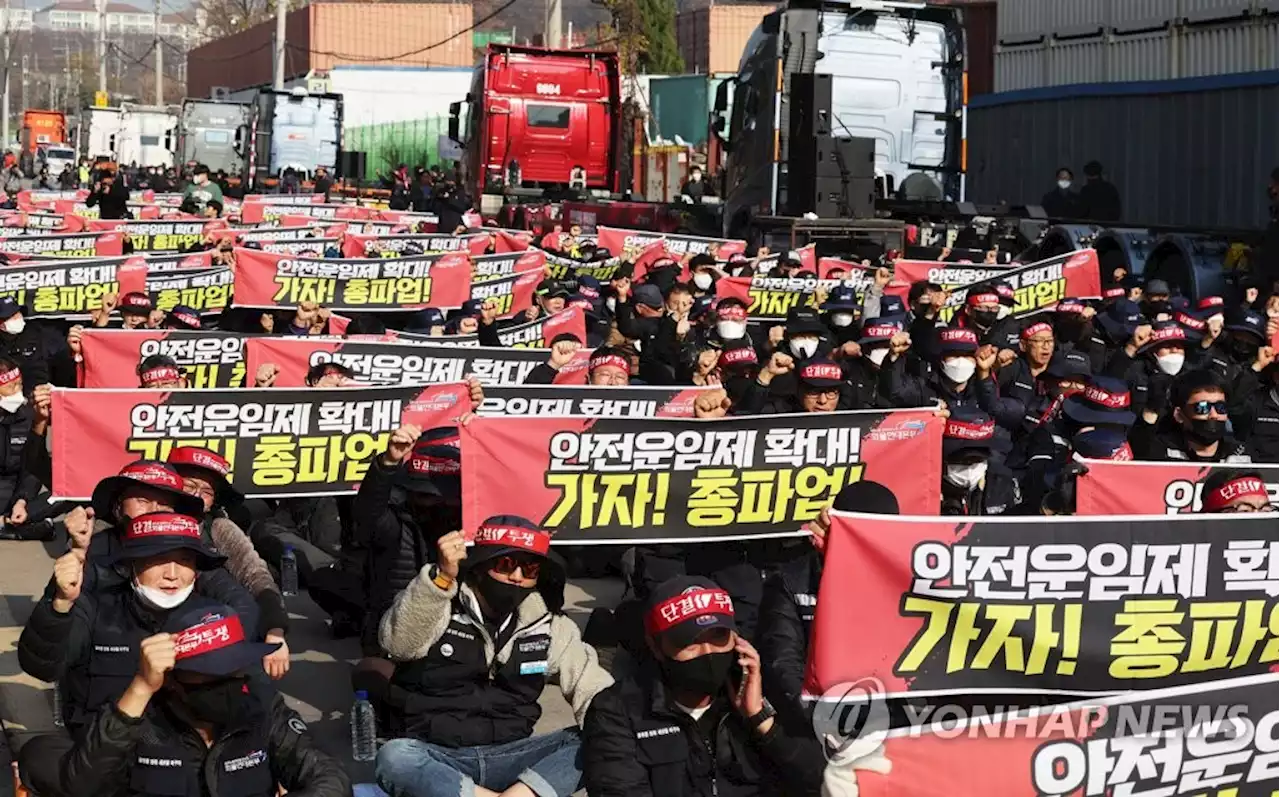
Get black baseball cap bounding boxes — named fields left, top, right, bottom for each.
left=645, top=575, right=736, bottom=649
left=165, top=599, right=280, bottom=676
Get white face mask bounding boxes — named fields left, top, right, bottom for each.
left=831, top=312, right=854, bottom=328
left=693, top=272, right=714, bottom=291
left=790, top=337, right=819, bottom=360
left=996, top=305, right=1012, bottom=321
left=1057, top=180, right=1072, bottom=190
left=0, top=393, right=25, bottom=413
left=941, top=357, right=976, bottom=384
left=945, top=461, right=988, bottom=490
left=3, top=316, right=24, bottom=335
left=717, top=320, right=746, bottom=341
left=1155, top=351, right=1186, bottom=375
left=868, top=347, right=890, bottom=367
left=605, top=297, right=617, bottom=313
left=132, top=580, right=194, bottom=610
left=1207, top=313, right=1224, bottom=327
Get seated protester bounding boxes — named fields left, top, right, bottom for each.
left=997, top=321, right=1057, bottom=414
left=0, top=358, right=40, bottom=530
left=881, top=327, right=1002, bottom=419
left=940, top=408, right=1019, bottom=516
left=58, top=601, right=350, bottom=797
left=587, top=346, right=632, bottom=386
left=714, top=340, right=762, bottom=407
left=1212, top=308, right=1275, bottom=422
left=582, top=576, right=825, bottom=797
left=954, top=287, right=1016, bottom=349
left=0, top=296, right=77, bottom=387
left=614, top=282, right=665, bottom=352
left=525, top=334, right=586, bottom=384
left=305, top=361, right=356, bottom=388
left=375, top=516, right=612, bottom=797
left=1140, top=278, right=1173, bottom=322
left=1197, top=470, right=1274, bottom=513
left=167, top=447, right=290, bottom=680
left=842, top=316, right=903, bottom=409
left=644, top=257, right=685, bottom=295
left=164, top=304, right=202, bottom=331
left=757, top=483, right=899, bottom=731
left=1094, top=298, right=1145, bottom=357
left=355, top=424, right=462, bottom=658
left=279, top=301, right=326, bottom=336
left=733, top=354, right=847, bottom=415
left=756, top=308, right=833, bottom=399
left=1041, top=428, right=1134, bottom=514
left=1236, top=352, right=1277, bottom=464
left=16, top=513, right=231, bottom=795
left=445, top=299, right=484, bottom=336
left=905, top=280, right=946, bottom=361
left=645, top=283, right=696, bottom=384
left=404, top=307, right=447, bottom=336
left=706, top=297, right=754, bottom=350
left=138, top=354, right=186, bottom=388
left=1053, top=299, right=1107, bottom=373
left=820, top=285, right=862, bottom=346
left=1012, top=351, right=1094, bottom=510
left=1105, top=322, right=1188, bottom=418
left=344, top=313, right=388, bottom=337
left=93, top=291, right=155, bottom=330
left=688, top=253, right=720, bottom=298
left=1130, top=368, right=1251, bottom=463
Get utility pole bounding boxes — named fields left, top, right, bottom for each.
left=153, top=0, right=162, bottom=104
left=273, top=0, right=285, bottom=90
left=19, top=54, right=26, bottom=116
left=544, top=0, right=562, bottom=48
left=97, top=0, right=107, bottom=96
left=1, top=0, right=11, bottom=146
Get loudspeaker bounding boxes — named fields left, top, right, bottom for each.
left=808, top=175, right=877, bottom=219
left=788, top=72, right=833, bottom=141
left=339, top=150, right=367, bottom=180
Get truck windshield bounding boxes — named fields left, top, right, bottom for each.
left=47, top=148, right=74, bottom=160
left=204, top=131, right=231, bottom=145
left=527, top=104, right=570, bottom=129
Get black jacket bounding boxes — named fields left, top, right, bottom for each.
left=583, top=662, right=824, bottom=797
left=756, top=550, right=821, bottom=718
left=59, top=690, right=349, bottom=797
left=86, top=180, right=130, bottom=220
left=0, top=401, right=38, bottom=513
left=0, top=321, right=76, bottom=387
left=940, top=464, right=1022, bottom=515
left=1079, top=178, right=1122, bottom=222
left=1040, top=187, right=1082, bottom=219
left=354, top=459, right=441, bottom=635
left=1129, top=422, right=1252, bottom=463
left=1236, top=380, right=1278, bottom=463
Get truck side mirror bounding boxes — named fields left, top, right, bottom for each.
left=447, top=102, right=462, bottom=143
left=713, top=80, right=730, bottom=113
left=234, top=125, right=247, bottom=155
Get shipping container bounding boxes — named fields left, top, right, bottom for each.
left=967, top=73, right=1278, bottom=229
left=187, top=3, right=473, bottom=99
left=676, top=3, right=777, bottom=75
left=999, top=0, right=1268, bottom=43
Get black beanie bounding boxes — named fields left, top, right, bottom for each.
left=832, top=480, right=900, bottom=514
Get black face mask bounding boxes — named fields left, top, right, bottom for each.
left=1229, top=339, right=1260, bottom=364
left=172, top=676, right=245, bottom=726
left=915, top=302, right=933, bottom=317
left=475, top=573, right=534, bottom=621
left=1142, top=301, right=1170, bottom=320
left=970, top=309, right=998, bottom=328
left=1185, top=417, right=1227, bottom=446
left=659, top=650, right=736, bottom=697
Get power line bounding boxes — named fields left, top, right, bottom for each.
left=281, top=0, right=520, bottom=63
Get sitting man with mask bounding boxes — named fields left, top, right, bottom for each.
left=883, top=327, right=1002, bottom=418
left=1104, top=322, right=1187, bottom=420
left=735, top=354, right=849, bottom=415
left=940, top=407, right=1019, bottom=516
left=17, top=512, right=235, bottom=796
left=375, top=515, right=613, bottom=797
left=1130, top=369, right=1252, bottom=463
left=582, top=575, right=824, bottom=797
left=58, top=600, right=349, bottom=797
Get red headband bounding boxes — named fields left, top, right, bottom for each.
left=1176, top=312, right=1206, bottom=331
left=0, top=367, right=20, bottom=387
left=944, top=418, right=995, bottom=441
left=863, top=323, right=898, bottom=340
left=1021, top=322, right=1054, bottom=341
left=1198, top=296, right=1224, bottom=311
left=126, top=512, right=201, bottom=541
left=141, top=366, right=182, bottom=386
left=172, top=311, right=201, bottom=328
left=121, top=294, right=152, bottom=309
left=1057, top=300, right=1088, bottom=315
left=1083, top=385, right=1130, bottom=409
left=168, top=446, right=231, bottom=477
left=939, top=328, right=978, bottom=345
left=174, top=615, right=247, bottom=661
left=589, top=354, right=631, bottom=375
left=474, top=524, right=551, bottom=555
left=408, top=453, right=461, bottom=476
left=719, top=347, right=757, bottom=367
left=1102, top=287, right=1126, bottom=299
left=718, top=304, right=747, bottom=322
left=967, top=292, right=1000, bottom=307
left=800, top=363, right=842, bottom=382
left=118, top=463, right=184, bottom=491
left=645, top=587, right=734, bottom=635
left=1147, top=326, right=1186, bottom=346
left=1203, top=477, right=1269, bottom=512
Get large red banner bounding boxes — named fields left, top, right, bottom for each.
left=595, top=225, right=747, bottom=262
left=340, top=233, right=488, bottom=259
left=1076, top=459, right=1279, bottom=514
left=0, top=231, right=124, bottom=258
left=460, top=409, right=941, bottom=544
left=233, top=248, right=474, bottom=311
left=79, top=329, right=247, bottom=388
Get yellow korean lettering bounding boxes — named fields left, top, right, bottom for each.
left=1109, top=599, right=1186, bottom=679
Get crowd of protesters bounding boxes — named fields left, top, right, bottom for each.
left=0, top=181, right=1271, bottom=797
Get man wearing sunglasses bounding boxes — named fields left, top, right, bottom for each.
left=1132, top=369, right=1252, bottom=462
left=375, top=515, right=613, bottom=797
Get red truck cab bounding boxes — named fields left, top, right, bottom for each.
left=449, top=44, right=622, bottom=215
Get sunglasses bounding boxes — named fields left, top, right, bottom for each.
left=491, top=556, right=541, bottom=579
left=1187, top=400, right=1228, bottom=416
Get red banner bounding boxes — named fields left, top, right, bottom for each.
left=233, top=248, right=474, bottom=311
left=470, top=267, right=542, bottom=318
left=340, top=233, right=488, bottom=259
left=0, top=231, right=124, bottom=258
left=460, top=409, right=941, bottom=544
left=1076, top=459, right=1279, bottom=515
left=596, top=225, right=747, bottom=262
left=79, top=329, right=246, bottom=388
left=493, top=229, right=533, bottom=252
left=50, top=383, right=472, bottom=498
left=239, top=202, right=374, bottom=225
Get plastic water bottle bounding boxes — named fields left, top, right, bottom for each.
left=51, top=682, right=64, bottom=728
left=351, top=690, right=377, bottom=762
left=280, top=547, right=298, bottom=597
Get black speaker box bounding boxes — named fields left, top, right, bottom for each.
left=339, top=150, right=367, bottom=180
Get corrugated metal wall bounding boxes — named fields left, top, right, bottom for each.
left=967, top=76, right=1279, bottom=228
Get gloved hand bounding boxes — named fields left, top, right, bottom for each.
left=821, top=735, right=892, bottom=797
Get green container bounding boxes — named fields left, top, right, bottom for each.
left=648, top=75, right=714, bottom=146
left=473, top=31, right=514, bottom=49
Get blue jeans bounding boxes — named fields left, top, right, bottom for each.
left=375, top=728, right=584, bottom=797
